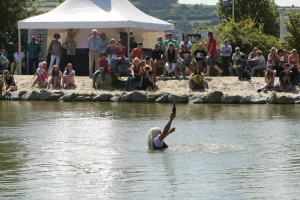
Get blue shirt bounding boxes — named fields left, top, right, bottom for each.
left=0, top=55, right=8, bottom=66
left=220, top=45, right=232, bottom=56
left=88, top=36, right=102, bottom=51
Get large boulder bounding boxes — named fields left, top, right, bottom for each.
left=241, top=95, right=266, bottom=104
left=93, top=93, right=113, bottom=101
left=189, top=94, right=206, bottom=104
left=131, top=91, right=146, bottom=102
left=222, top=95, right=243, bottom=104
left=20, top=90, right=40, bottom=100
left=60, top=93, right=78, bottom=101
left=96, top=74, right=116, bottom=86
left=204, top=91, right=223, bottom=103
left=120, top=93, right=132, bottom=102
left=146, top=94, right=161, bottom=102
left=277, top=96, right=295, bottom=104
left=155, top=94, right=169, bottom=103
left=110, top=95, right=121, bottom=102
left=48, top=93, right=64, bottom=101
left=9, top=90, right=27, bottom=100
left=39, top=89, right=51, bottom=100
left=266, top=92, right=277, bottom=104
left=168, top=94, right=188, bottom=103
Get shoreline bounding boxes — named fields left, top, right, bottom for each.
left=1, top=75, right=300, bottom=104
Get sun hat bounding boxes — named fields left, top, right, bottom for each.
left=270, top=47, right=277, bottom=52
left=143, top=65, right=152, bottom=71
left=133, top=57, right=141, bottom=64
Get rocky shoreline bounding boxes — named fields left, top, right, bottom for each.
left=1, top=89, right=300, bottom=104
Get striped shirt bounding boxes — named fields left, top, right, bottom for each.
left=27, top=42, right=41, bottom=59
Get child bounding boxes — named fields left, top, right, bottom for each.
left=43, top=61, right=49, bottom=80
left=275, top=63, right=294, bottom=92
left=47, top=65, right=62, bottom=89
left=257, top=66, right=275, bottom=92
left=2, top=70, right=17, bottom=95
left=92, top=51, right=108, bottom=89
left=188, top=65, right=208, bottom=92
left=31, top=62, right=46, bottom=88
left=62, top=63, right=75, bottom=89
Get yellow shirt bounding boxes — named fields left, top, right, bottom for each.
left=191, top=72, right=204, bottom=84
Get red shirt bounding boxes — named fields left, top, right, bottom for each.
left=207, top=37, right=217, bottom=55
left=98, top=58, right=108, bottom=68
left=115, top=46, right=126, bottom=56
left=133, top=65, right=141, bottom=74
left=131, top=48, right=143, bottom=60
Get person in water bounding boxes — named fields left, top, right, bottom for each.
left=146, top=113, right=176, bottom=150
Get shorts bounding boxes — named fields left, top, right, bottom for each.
left=190, top=79, right=204, bottom=89
left=208, top=55, right=216, bottom=66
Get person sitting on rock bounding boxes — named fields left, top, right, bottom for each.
left=275, top=63, right=294, bottom=92
left=31, top=62, right=47, bottom=88
left=92, top=51, right=108, bottom=89
left=62, top=63, right=75, bottom=89
left=114, top=39, right=128, bottom=77
left=188, top=65, right=208, bottom=92
left=234, top=55, right=251, bottom=80
left=146, top=113, right=176, bottom=150
left=105, top=38, right=116, bottom=65
left=2, top=70, right=17, bottom=95
left=257, top=65, right=275, bottom=93
left=47, top=65, right=62, bottom=90
left=126, top=57, right=142, bottom=91
left=136, top=65, right=154, bottom=90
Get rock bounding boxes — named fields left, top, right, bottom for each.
left=266, top=92, right=277, bottom=104
left=60, top=93, right=78, bottom=101
left=131, top=91, right=146, bottom=102
left=83, top=96, right=91, bottom=101
left=39, top=89, right=51, bottom=100
left=295, top=100, right=300, bottom=104
left=168, top=94, right=188, bottom=103
left=277, top=96, right=295, bottom=104
left=96, top=74, right=116, bottom=86
left=204, top=91, right=223, bottom=103
left=120, top=93, right=132, bottom=102
left=73, top=96, right=84, bottom=101
left=20, top=90, right=40, bottom=100
left=110, top=95, right=121, bottom=102
left=189, top=94, right=206, bottom=104
left=222, top=95, right=243, bottom=104
left=10, top=90, right=27, bottom=100
left=155, top=94, right=169, bottom=103
left=93, top=93, right=113, bottom=101
left=0, top=94, right=5, bottom=100
left=146, top=94, right=161, bottom=102
left=241, top=95, right=266, bottom=104
left=48, top=93, right=63, bottom=101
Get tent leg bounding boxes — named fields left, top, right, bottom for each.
left=127, top=28, right=130, bottom=58
left=18, top=28, right=22, bottom=75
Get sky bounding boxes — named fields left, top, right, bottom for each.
left=178, top=0, right=300, bottom=7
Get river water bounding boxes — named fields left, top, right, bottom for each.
left=0, top=102, right=300, bottom=199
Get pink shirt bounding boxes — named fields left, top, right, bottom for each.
left=115, top=46, right=126, bottom=57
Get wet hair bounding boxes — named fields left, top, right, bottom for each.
left=51, top=65, right=60, bottom=77
left=146, top=126, right=161, bottom=150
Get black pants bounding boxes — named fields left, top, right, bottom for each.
left=27, top=58, right=39, bottom=75
left=222, top=56, right=231, bottom=76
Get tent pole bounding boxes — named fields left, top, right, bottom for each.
left=18, top=28, right=22, bottom=75
left=127, top=28, right=130, bottom=57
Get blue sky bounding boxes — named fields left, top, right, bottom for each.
left=178, top=0, right=300, bottom=7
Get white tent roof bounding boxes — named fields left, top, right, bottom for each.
left=18, top=0, right=174, bottom=30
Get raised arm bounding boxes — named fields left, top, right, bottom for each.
left=158, top=113, right=176, bottom=141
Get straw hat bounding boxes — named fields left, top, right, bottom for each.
left=133, top=57, right=141, bottom=64
left=270, top=47, right=277, bottom=52
left=143, top=65, right=152, bottom=71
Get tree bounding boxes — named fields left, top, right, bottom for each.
left=0, top=0, right=39, bottom=53
left=216, top=0, right=280, bottom=37
left=283, top=10, right=300, bottom=51
left=216, top=18, right=282, bottom=57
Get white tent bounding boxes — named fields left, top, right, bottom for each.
left=17, top=0, right=174, bottom=74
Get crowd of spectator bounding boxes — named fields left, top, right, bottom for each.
left=1, top=29, right=300, bottom=95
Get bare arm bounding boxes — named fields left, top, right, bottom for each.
left=158, top=113, right=176, bottom=141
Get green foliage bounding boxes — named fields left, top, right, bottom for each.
left=216, top=0, right=280, bottom=37
left=283, top=10, right=300, bottom=51
left=0, top=0, right=40, bottom=57
left=216, top=18, right=282, bottom=57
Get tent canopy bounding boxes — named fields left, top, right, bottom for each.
left=18, top=0, right=174, bottom=30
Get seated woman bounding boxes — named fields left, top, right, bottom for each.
left=31, top=62, right=47, bottom=88
left=47, top=65, right=62, bottom=89
left=249, top=50, right=266, bottom=77
left=188, top=65, right=208, bottom=92
left=62, top=63, right=75, bottom=89
left=277, top=49, right=288, bottom=76
left=141, top=56, right=152, bottom=68
left=126, top=57, right=142, bottom=91
left=146, top=113, right=176, bottom=150
left=178, top=45, right=191, bottom=78
left=2, top=70, right=17, bottom=95
left=92, top=51, right=108, bottom=89
left=105, top=38, right=116, bottom=65
left=137, top=65, right=154, bottom=90
left=257, top=65, right=275, bottom=92
left=164, top=42, right=178, bottom=79
left=114, top=39, right=127, bottom=76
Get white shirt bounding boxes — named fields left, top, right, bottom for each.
left=254, top=55, right=266, bottom=65
left=13, top=52, right=25, bottom=63
left=154, top=136, right=163, bottom=147
left=180, top=41, right=192, bottom=49
left=36, top=68, right=46, bottom=76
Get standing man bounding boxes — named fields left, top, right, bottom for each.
left=88, top=29, right=101, bottom=78
left=162, top=33, right=179, bottom=52
left=206, top=31, right=223, bottom=76
left=220, top=39, right=232, bottom=76
left=27, top=36, right=41, bottom=75
left=63, top=32, right=77, bottom=66
left=129, top=35, right=138, bottom=53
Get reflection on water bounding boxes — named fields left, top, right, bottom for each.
left=0, top=102, right=300, bottom=199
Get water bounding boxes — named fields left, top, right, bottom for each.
left=0, top=102, right=300, bottom=199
